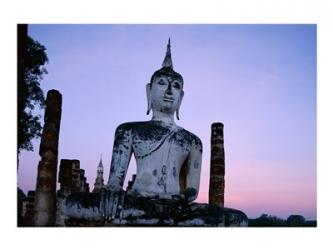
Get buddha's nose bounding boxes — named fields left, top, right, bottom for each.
left=166, top=82, right=173, bottom=95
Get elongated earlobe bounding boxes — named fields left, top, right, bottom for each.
left=176, top=90, right=184, bottom=120
left=146, top=83, right=152, bottom=115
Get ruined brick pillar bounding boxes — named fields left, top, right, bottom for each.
left=55, top=159, right=90, bottom=226
left=209, top=122, right=225, bottom=207
left=56, top=159, right=75, bottom=226
left=21, top=191, right=36, bottom=226
left=34, top=90, right=62, bottom=226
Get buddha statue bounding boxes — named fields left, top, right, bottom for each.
left=107, top=38, right=202, bottom=201
left=65, top=39, right=247, bottom=226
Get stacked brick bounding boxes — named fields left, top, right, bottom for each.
left=34, top=90, right=62, bottom=226
left=209, top=122, right=225, bottom=208
left=21, top=191, right=35, bottom=226
left=55, top=159, right=90, bottom=226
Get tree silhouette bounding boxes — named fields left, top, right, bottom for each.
left=17, top=24, right=48, bottom=155
left=249, top=214, right=286, bottom=227
left=248, top=213, right=316, bottom=227
left=286, top=215, right=306, bottom=227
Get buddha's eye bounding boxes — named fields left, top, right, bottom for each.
left=158, top=79, right=166, bottom=85
left=173, top=81, right=180, bottom=89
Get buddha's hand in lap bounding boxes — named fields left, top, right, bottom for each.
left=99, top=188, right=126, bottom=221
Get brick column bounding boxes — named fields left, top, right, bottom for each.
left=55, top=159, right=90, bottom=226
left=21, top=191, right=35, bottom=226
left=209, top=122, right=225, bottom=207
left=34, top=90, right=62, bottom=226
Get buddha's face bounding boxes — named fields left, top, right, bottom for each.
left=150, top=75, right=184, bottom=114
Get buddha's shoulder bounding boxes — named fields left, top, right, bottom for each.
left=116, top=121, right=147, bottom=131
left=115, top=122, right=202, bottom=146
left=115, top=121, right=169, bottom=132
left=175, top=127, right=202, bottom=147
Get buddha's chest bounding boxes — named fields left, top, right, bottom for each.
left=132, top=131, right=192, bottom=161
left=132, top=134, right=192, bottom=192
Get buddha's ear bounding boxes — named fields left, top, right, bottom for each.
left=176, top=90, right=184, bottom=120
left=146, top=83, right=152, bottom=115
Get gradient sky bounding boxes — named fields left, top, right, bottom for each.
left=18, top=24, right=316, bottom=220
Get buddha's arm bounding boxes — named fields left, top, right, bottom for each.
left=184, top=139, right=203, bottom=202
left=65, top=125, right=133, bottom=221
left=106, top=125, right=133, bottom=191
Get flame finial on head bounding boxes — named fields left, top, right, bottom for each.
left=162, top=38, right=173, bottom=69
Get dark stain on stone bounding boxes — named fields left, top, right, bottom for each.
left=113, top=121, right=203, bottom=160
left=152, top=169, right=157, bottom=176
left=117, top=121, right=171, bottom=142
left=184, top=187, right=197, bottom=201
left=110, top=165, right=115, bottom=173
left=162, top=165, right=166, bottom=174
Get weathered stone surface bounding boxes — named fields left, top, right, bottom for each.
left=21, top=191, right=35, bottom=226
left=116, top=195, right=226, bottom=226
left=64, top=192, right=248, bottom=227
left=65, top=192, right=102, bottom=222
left=17, top=188, right=26, bottom=226
left=223, top=207, right=248, bottom=227
left=209, top=122, right=225, bottom=207
left=34, top=90, right=62, bottom=226
left=107, top=121, right=202, bottom=202
left=55, top=159, right=90, bottom=226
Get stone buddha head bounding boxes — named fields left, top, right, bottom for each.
left=146, top=39, right=184, bottom=120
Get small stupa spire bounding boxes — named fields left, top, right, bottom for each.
left=93, top=155, right=104, bottom=193
left=97, top=154, right=103, bottom=172
left=162, top=37, right=173, bottom=69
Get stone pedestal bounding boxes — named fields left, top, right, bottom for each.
left=64, top=192, right=248, bottom=227
left=209, top=122, right=225, bottom=207
left=34, top=90, right=62, bottom=226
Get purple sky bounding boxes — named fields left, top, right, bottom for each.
left=18, top=24, right=316, bottom=220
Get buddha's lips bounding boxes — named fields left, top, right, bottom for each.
left=163, top=97, right=174, bottom=102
